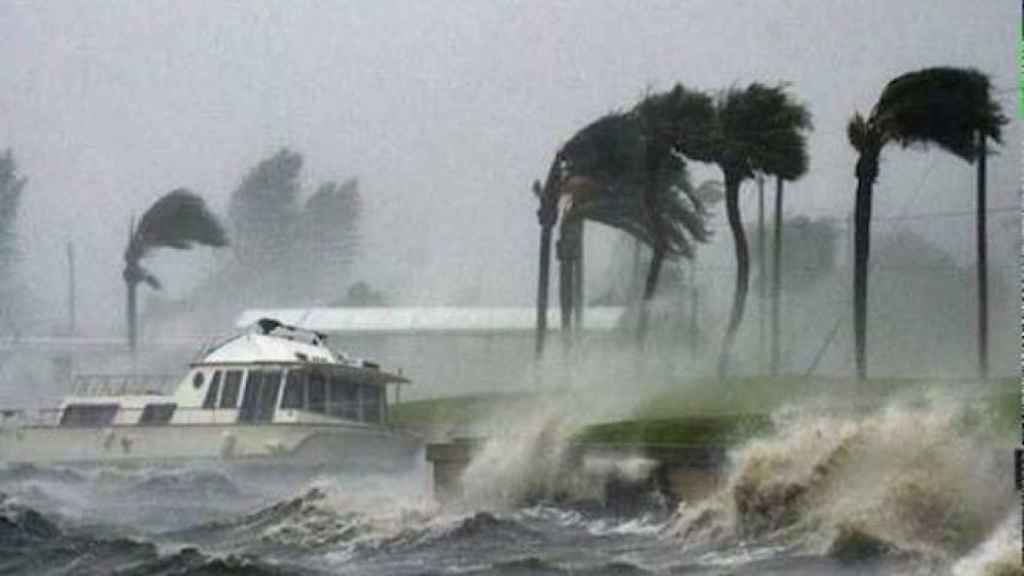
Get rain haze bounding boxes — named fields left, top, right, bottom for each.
left=0, top=1, right=1018, bottom=333
left=0, top=3, right=1021, bottom=575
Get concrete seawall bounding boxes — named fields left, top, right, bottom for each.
left=426, top=438, right=728, bottom=505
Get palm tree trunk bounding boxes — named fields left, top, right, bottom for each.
left=853, top=173, right=874, bottom=381
left=757, top=175, right=766, bottom=371
left=770, top=177, right=783, bottom=376
left=637, top=147, right=665, bottom=348
left=558, top=236, right=574, bottom=350
left=534, top=223, right=553, bottom=359
left=127, top=279, right=138, bottom=355
left=637, top=245, right=665, bottom=346
left=534, top=169, right=559, bottom=361
left=574, top=222, right=584, bottom=333
left=631, top=237, right=642, bottom=300
left=717, top=174, right=749, bottom=379
left=975, top=132, right=988, bottom=379
left=689, top=271, right=699, bottom=362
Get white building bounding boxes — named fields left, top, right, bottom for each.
left=235, top=307, right=628, bottom=399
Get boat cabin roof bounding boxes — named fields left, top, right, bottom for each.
left=193, top=319, right=409, bottom=385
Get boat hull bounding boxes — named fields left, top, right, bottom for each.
left=0, top=423, right=422, bottom=470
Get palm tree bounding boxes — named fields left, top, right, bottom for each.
left=123, top=189, right=228, bottom=353
left=847, top=67, right=1005, bottom=380
left=533, top=110, right=710, bottom=355
left=636, top=84, right=810, bottom=376
left=705, top=84, right=811, bottom=378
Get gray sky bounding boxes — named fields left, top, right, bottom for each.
left=1, top=1, right=1019, bottom=333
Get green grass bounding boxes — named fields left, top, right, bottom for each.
left=391, top=390, right=535, bottom=430
left=575, top=414, right=772, bottom=446
left=392, top=376, right=1018, bottom=445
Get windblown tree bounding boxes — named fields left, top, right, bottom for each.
left=228, top=148, right=302, bottom=267
left=714, top=85, right=810, bottom=378
left=223, top=149, right=363, bottom=305
left=123, top=189, right=228, bottom=352
left=847, top=67, right=1005, bottom=380
left=533, top=109, right=711, bottom=355
left=0, top=150, right=27, bottom=328
left=299, top=178, right=362, bottom=302
left=752, top=215, right=837, bottom=373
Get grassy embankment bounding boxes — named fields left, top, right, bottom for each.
left=392, top=376, right=1018, bottom=446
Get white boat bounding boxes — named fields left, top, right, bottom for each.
left=0, top=319, right=420, bottom=469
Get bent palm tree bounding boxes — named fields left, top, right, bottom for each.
left=848, top=67, right=1005, bottom=380
left=124, top=189, right=228, bottom=352
left=534, top=109, right=711, bottom=354
left=708, top=84, right=811, bottom=378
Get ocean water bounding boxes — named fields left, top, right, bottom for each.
left=0, top=399, right=1019, bottom=575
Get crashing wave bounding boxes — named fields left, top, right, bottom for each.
left=670, top=399, right=1013, bottom=567
left=458, top=413, right=663, bottom=512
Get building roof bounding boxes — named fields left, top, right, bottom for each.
left=235, top=307, right=625, bottom=335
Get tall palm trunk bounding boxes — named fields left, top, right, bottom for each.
left=637, top=146, right=665, bottom=346
left=637, top=245, right=665, bottom=344
left=557, top=227, right=574, bottom=349
left=975, top=132, right=988, bottom=379
left=534, top=170, right=560, bottom=360
left=126, top=278, right=138, bottom=355
left=574, top=223, right=584, bottom=333
left=770, top=177, right=783, bottom=376
left=559, top=257, right=573, bottom=348
left=535, top=222, right=554, bottom=359
left=853, top=152, right=878, bottom=381
left=717, top=173, right=749, bottom=379
left=756, top=176, right=766, bottom=370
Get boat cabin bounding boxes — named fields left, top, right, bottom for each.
left=54, top=320, right=409, bottom=428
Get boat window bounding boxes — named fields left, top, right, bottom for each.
left=329, top=374, right=359, bottom=420
left=361, top=385, right=382, bottom=424
left=220, top=370, right=242, bottom=409
left=139, top=403, right=176, bottom=425
left=282, top=370, right=305, bottom=410
left=258, top=370, right=282, bottom=421
left=60, top=404, right=119, bottom=427
left=308, top=371, right=326, bottom=414
left=238, top=370, right=264, bottom=423
left=202, top=371, right=222, bottom=409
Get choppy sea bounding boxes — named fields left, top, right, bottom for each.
left=0, top=398, right=1019, bottom=575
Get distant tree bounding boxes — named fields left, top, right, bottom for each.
left=223, top=148, right=364, bottom=306
left=847, top=67, right=1005, bottom=380
left=335, top=281, right=385, bottom=307
left=0, top=150, right=27, bottom=328
left=299, top=178, right=362, bottom=301
left=0, top=150, right=26, bottom=270
left=124, top=189, right=228, bottom=352
left=751, top=216, right=837, bottom=293
left=228, top=148, right=303, bottom=267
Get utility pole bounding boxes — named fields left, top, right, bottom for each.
left=66, top=241, right=76, bottom=337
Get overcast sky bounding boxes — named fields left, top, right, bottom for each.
left=1, top=1, right=1019, bottom=334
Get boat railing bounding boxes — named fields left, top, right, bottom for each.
left=70, top=373, right=180, bottom=397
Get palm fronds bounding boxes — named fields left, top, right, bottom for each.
left=873, top=67, right=1007, bottom=161
left=556, top=111, right=711, bottom=260
left=124, top=189, right=228, bottom=288
left=717, top=83, right=813, bottom=180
